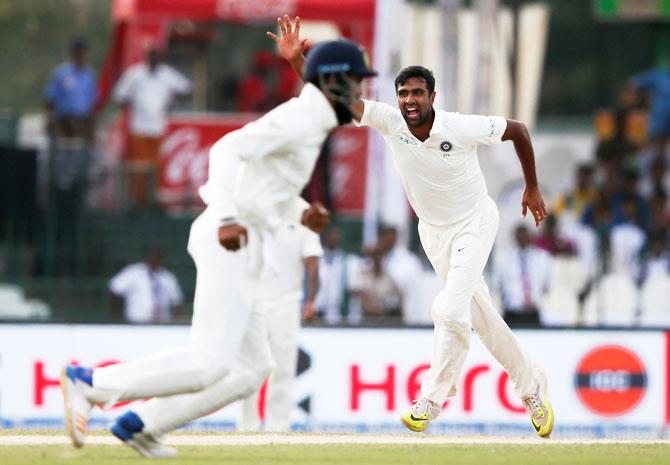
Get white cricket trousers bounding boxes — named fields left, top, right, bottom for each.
left=419, top=196, right=539, bottom=406
left=86, top=208, right=274, bottom=434
left=238, top=301, right=301, bottom=432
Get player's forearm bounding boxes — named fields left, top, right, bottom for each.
left=304, top=257, right=319, bottom=302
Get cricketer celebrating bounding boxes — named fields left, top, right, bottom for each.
left=271, top=15, right=554, bottom=438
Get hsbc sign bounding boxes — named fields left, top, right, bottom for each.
left=0, top=325, right=667, bottom=434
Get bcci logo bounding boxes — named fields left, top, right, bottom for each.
left=440, top=140, right=453, bottom=154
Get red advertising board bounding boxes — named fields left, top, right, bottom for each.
left=158, top=115, right=369, bottom=215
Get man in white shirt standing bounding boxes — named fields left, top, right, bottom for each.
left=61, top=32, right=376, bottom=457
left=314, top=226, right=362, bottom=324
left=238, top=222, right=322, bottom=432
left=493, top=224, right=551, bottom=327
left=109, top=248, right=183, bottom=323
left=272, top=16, right=553, bottom=437
left=113, top=47, right=192, bottom=209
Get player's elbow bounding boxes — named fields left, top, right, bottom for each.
left=502, top=119, right=530, bottom=143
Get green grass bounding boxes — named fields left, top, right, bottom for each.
left=1, top=443, right=669, bottom=465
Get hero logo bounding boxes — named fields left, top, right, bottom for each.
left=574, top=345, right=647, bottom=416
left=349, top=363, right=525, bottom=414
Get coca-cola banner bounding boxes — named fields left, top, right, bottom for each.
left=158, top=116, right=369, bottom=214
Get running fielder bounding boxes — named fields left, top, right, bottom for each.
left=271, top=15, right=554, bottom=437
left=60, top=34, right=376, bottom=457
left=238, top=221, right=322, bottom=432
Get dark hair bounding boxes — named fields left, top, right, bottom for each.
left=69, top=37, right=87, bottom=52
left=394, top=66, right=435, bottom=95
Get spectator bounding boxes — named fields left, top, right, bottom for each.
left=356, top=246, right=403, bottom=321
left=553, top=164, right=599, bottom=220
left=640, top=156, right=670, bottom=200
left=43, top=37, right=98, bottom=274
left=109, top=247, right=183, bottom=323
left=237, top=52, right=272, bottom=112
left=113, top=47, right=192, bottom=209
left=630, top=59, right=670, bottom=158
left=494, top=224, right=551, bottom=327
left=609, top=197, right=646, bottom=281
left=595, top=109, right=638, bottom=179
left=314, top=226, right=362, bottom=324
left=376, top=225, right=424, bottom=323
left=45, top=37, right=98, bottom=140
left=612, top=169, right=650, bottom=230
left=533, top=214, right=577, bottom=256
left=642, top=231, right=670, bottom=282
left=582, top=187, right=617, bottom=250
left=649, top=190, right=670, bottom=233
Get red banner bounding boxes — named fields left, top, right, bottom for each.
left=157, top=116, right=368, bottom=215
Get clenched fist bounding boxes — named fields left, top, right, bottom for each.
left=301, top=202, right=330, bottom=233
left=218, top=223, right=248, bottom=251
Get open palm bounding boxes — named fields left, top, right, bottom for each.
left=267, top=15, right=307, bottom=62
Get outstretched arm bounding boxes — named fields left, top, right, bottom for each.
left=268, top=15, right=365, bottom=119
left=501, top=119, right=547, bottom=227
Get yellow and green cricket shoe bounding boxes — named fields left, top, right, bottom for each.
left=522, top=375, right=555, bottom=438
left=400, top=397, right=441, bottom=433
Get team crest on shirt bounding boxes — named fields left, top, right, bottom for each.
left=440, top=140, right=453, bottom=154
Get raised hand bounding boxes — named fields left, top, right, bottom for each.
left=521, top=186, right=548, bottom=227
left=267, top=15, right=307, bottom=64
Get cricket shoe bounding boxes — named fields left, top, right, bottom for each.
left=61, top=365, right=94, bottom=448
left=522, top=371, right=555, bottom=438
left=111, top=411, right=177, bottom=458
left=400, top=397, right=441, bottom=432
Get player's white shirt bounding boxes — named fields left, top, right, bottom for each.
left=109, top=263, right=183, bottom=323
left=257, top=223, right=323, bottom=307
left=199, top=83, right=338, bottom=232
left=113, top=63, right=192, bottom=137
left=356, top=100, right=507, bottom=226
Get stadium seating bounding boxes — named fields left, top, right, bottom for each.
left=584, top=272, right=639, bottom=327
left=540, top=256, right=584, bottom=327
left=639, top=275, right=670, bottom=327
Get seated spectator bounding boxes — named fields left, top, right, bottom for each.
left=611, top=169, right=650, bottom=229
left=649, top=190, right=669, bottom=233
left=582, top=188, right=617, bottom=258
left=356, top=246, right=403, bottom=321
left=314, top=226, right=362, bottom=324
left=494, top=224, right=552, bottom=327
left=533, top=214, right=577, bottom=256
left=640, top=156, right=670, bottom=199
left=610, top=197, right=647, bottom=281
left=109, top=247, right=183, bottom=323
left=642, top=231, right=670, bottom=282
left=376, top=225, right=424, bottom=323
left=553, top=164, right=599, bottom=220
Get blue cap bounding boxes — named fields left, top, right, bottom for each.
left=304, top=39, right=377, bottom=81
